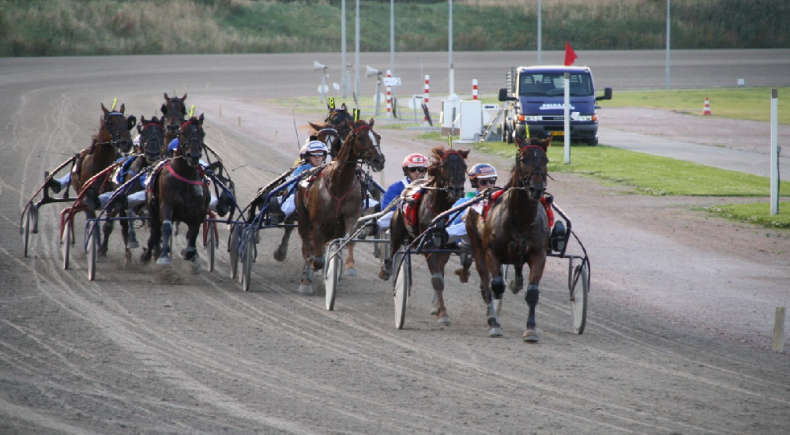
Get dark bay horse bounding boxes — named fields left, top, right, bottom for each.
left=295, top=118, right=385, bottom=294
left=466, top=136, right=552, bottom=341
left=378, top=146, right=470, bottom=326
left=324, top=103, right=354, bottom=141
left=161, top=93, right=187, bottom=155
left=111, top=115, right=165, bottom=253
left=71, top=103, right=136, bottom=255
left=142, top=115, right=209, bottom=271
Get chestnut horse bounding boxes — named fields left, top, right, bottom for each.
left=378, top=146, right=470, bottom=326
left=141, top=115, right=209, bottom=270
left=465, top=136, right=552, bottom=341
left=160, top=93, right=187, bottom=155
left=112, top=115, right=165, bottom=253
left=71, top=103, right=136, bottom=256
left=295, top=118, right=385, bottom=294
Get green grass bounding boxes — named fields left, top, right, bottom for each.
left=464, top=140, right=790, bottom=229
left=604, top=88, right=790, bottom=124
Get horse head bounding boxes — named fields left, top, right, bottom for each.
left=429, top=146, right=470, bottom=201
left=344, top=119, right=385, bottom=172
left=176, top=114, right=205, bottom=168
left=513, top=135, right=551, bottom=201
left=309, top=122, right=343, bottom=159
left=161, top=93, right=187, bottom=140
left=137, top=115, right=165, bottom=164
left=100, top=103, right=136, bottom=154
left=324, top=103, right=353, bottom=138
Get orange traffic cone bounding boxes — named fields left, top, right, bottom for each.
left=703, top=97, right=712, bottom=116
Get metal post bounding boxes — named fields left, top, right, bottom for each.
left=771, top=88, right=779, bottom=215
left=355, top=0, right=360, bottom=103
left=666, top=0, right=671, bottom=89
left=564, top=72, right=570, bottom=164
left=390, top=0, right=397, bottom=107
left=341, top=0, right=347, bottom=98
left=375, top=74, right=382, bottom=116
left=448, top=0, right=454, bottom=97
left=320, top=67, right=327, bottom=103
left=537, top=0, right=542, bottom=65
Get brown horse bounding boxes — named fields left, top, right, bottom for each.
left=324, top=103, right=354, bottom=140
left=112, top=115, right=165, bottom=253
left=295, top=118, right=385, bottom=294
left=141, top=115, right=209, bottom=270
left=71, top=103, right=136, bottom=256
left=466, top=136, right=552, bottom=341
left=308, top=122, right=344, bottom=160
left=378, top=146, right=470, bottom=326
left=160, top=93, right=187, bottom=155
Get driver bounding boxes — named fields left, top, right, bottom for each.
left=268, top=140, right=329, bottom=220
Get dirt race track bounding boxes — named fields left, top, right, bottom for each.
left=1, top=52, right=789, bottom=434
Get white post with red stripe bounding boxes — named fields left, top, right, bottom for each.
left=472, top=79, right=478, bottom=100
left=424, top=75, right=430, bottom=126
left=386, top=69, right=392, bottom=118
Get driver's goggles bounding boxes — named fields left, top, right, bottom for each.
left=307, top=152, right=327, bottom=158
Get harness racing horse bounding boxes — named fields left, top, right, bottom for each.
left=71, top=103, right=136, bottom=256
left=378, top=146, right=470, bottom=326
left=295, top=118, right=385, bottom=294
left=141, top=115, right=209, bottom=271
left=308, top=122, right=344, bottom=160
left=160, top=93, right=187, bottom=155
left=465, top=136, right=552, bottom=341
left=324, top=103, right=354, bottom=143
left=111, top=115, right=165, bottom=254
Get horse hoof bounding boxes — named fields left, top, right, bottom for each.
left=378, top=270, right=391, bottom=281
left=437, top=316, right=451, bottom=326
left=273, top=248, right=286, bottom=262
left=508, top=278, right=523, bottom=294
left=345, top=268, right=357, bottom=277
left=489, top=327, right=504, bottom=337
left=156, top=257, right=172, bottom=266
left=430, top=305, right=439, bottom=315
left=127, top=239, right=139, bottom=249
left=298, top=284, right=314, bottom=295
left=522, top=329, right=540, bottom=343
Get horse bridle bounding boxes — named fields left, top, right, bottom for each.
left=140, top=122, right=164, bottom=162
left=326, top=110, right=352, bottom=137
left=177, top=120, right=203, bottom=165
left=427, top=150, right=467, bottom=194
left=340, top=125, right=383, bottom=168
left=515, top=145, right=548, bottom=195
left=99, top=112, right=132, bottom=149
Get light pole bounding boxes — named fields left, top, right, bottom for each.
left=666, top=0, right=671, bottom=89
left=448, top=0, right=454, bottom=97
left=341, top=0, right=347, bottom=97
left=355, top=0, right=361, bottom=104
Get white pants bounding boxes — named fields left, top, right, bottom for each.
left=447, top=221, right=469, bottom=245
left=122, top=191, right=217, bottom=212
left=281, top=194, right=295, bottom=219
left=378, top=210, right=394, bottom=232
left=57, top=172, right=72, bottom=189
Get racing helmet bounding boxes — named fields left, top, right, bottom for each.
left=401, top=153, right=429, bottom=176
left=302, top=140, right=328, bottom=160
left=468, top=163, right=498, bottom=188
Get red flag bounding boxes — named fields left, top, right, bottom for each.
left=564, top=41, right=578, bottom=66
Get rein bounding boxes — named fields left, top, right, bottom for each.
left=318, top=169, right=360, bottom=217
left=166, top=161, right=208, bottom=186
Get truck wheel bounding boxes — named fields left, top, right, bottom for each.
left=586, top=138, right=598, bottom=146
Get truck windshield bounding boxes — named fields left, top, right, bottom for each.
left=519, top=72, right=593, bottom=97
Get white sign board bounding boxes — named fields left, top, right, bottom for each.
left=383, top=77, right=401, bottom=87
left=407, top=95, right=424, bottom=110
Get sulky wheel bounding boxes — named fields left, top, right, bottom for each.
left=206, top=221, right=217, bottom=272
left=22, top=204, right=37, bottom=258
left=87, top=222, right=98, bottom=281
left=62, top=217, right=73, bottom=270
left=324, top=241, right=342, bottom=311
left=393, top=251, right=410, bottom=330
left=229, top=224, right=240, bottom=280
left=571, top=261, right=589, bottom=334
left=241, top=229, right=255, bottom=291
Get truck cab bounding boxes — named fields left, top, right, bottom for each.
left=499, top=65, right=612, bottom=146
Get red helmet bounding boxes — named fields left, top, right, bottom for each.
left=402, top=153, right=429, bottom=169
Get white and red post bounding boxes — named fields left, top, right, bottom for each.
left=424, top=75, right=430, bottom=125
left=472, top=79, right=478, bottom=100
left=386, top=69, right=392, bottom=118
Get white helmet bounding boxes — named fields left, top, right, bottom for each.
left=301, top=140, right=328, bottom=158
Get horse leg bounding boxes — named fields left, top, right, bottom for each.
left=126, top=209, right=139, bottom=250
left=508, top=264, right=525, bottom=294
left=141, top=212, right=160, bottom=263
left=378, top=220, right=405, bottom=281
left=182, top=221, right=202, bottom=275
left=273, top=214, right=296, bottom=262
left=157, top=205, right=174, bottom=265
left=429, top=253, right=452, bottom=326
left=344, top=242, right=356, bottom=277
left=100, top=210, right=115, bottom=258
left=523, top=257, right=546, bottom=343
left=298, top=259, right=315, bottom=295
